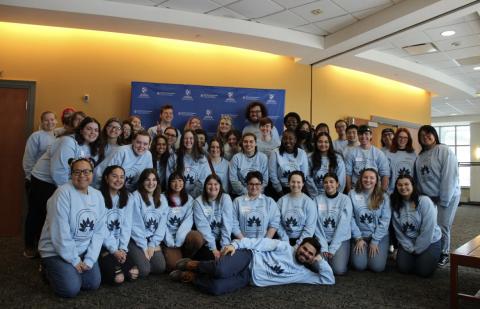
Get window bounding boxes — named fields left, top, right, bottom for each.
left=433, top=125, right=470, bottom=187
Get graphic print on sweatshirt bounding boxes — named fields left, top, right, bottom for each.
left=318, top=201, right=340, bottom=239
left=399, top=212, right=420, bottom=239
left=143, top=209, right=160, bottom=234
left=209, top=207, right=223, bottom=238
left=283, top=208, right=304, bottom=234
left=74, top=209, right=97, bottom=240
left=184, top=165, right=199, bottom=185
left=106, top=209, right=121, bottom=238
left=417, top=153, right=434, bottom=182
left=356, top=205, right=375, bottom=232
left=167, top=207, right=184, bottom=238
left=241, top=207, right=264, bottom=238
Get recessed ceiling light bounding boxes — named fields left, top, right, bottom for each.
left=441, top=30, right=456, bottom=37
left=311, top=9, right=323, bottom=15
left=450, top=113, right=458, bottom=116
left=473, top=66, right=480, bottom=71
left=444, top=97, right=449, bottom=100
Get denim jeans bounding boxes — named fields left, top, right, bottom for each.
left=396, top=240, right=441, bottom=277
left=328, top=240, right=350, bottom=275
left=436, top=194, right=460, bottom=254
left=350, top=236, right=389, bottom=272
left=42, top=256, right=101, bottom=298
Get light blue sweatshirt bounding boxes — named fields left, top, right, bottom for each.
left=257, top=137, right=280, bottom=159
left=229, top=152, right=268, bottom=196
left=99, top=145, right=153, bottom=192
left=269, top=148, right=309, bottom=193
left=386, top=150, right=417, bottom=194
left=350, top=191, right=391, bottom=245
left=231, top=238, right=335, bottom=286
left=277, top=193, right=317, bottom=245
left=193, top=194, right=233, bottom=250
left=167, top=153, right=210, bottom=198
left=211, top=158, right=230, bottom=193
left=333, top=139, right=348, bottom=154
left=314, top=193, right=352, bottom=254
left=38, top=182, right=106, bottom=268
left=243, top=123, right=281, bottom=145
left=130, top=191, right=168, bottom=250
left=392, top=196, right=442, bottom=254
left=415, top=145, right=460, bottom=207
left=22, top=130, right=56, bottom=180
left=103, top=193, right=134, bottom=254
left=92, top=144, right=121, bottom=189
left=307, top=154, right=346, bottom=197
left=232, top=194, right=280, bottom=239
left=345, top=146, right=390, bottom=186
left=50, top=136, right=95, bottom=186
left=164, top=195, right=194, bottom=247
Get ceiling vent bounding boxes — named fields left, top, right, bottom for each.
left=455, top=56, right=480, bottom=66
left=402, top=43, right=438, bottom=55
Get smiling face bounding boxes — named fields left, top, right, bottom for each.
left=155, top=137, right=167, bottom=155
left=106, top=121, right=122, bottom=139
left=183, top=131, right=195, bottom=151
left=419, top=130, right=437, bottom=149
left=282, top=131, right=296, bottom=153
left=169, top=177, right=184, bottom=194
left=122, top=123, right=132, bottom=138
left=209, top=140, right=221, bottom=158
left=105, top=167, right=125, bottom=193
left=72, top=114, right=85, bottom=129
left=316, top=135, right=330, bottom=154
left=361, top=170, right=377, bottom=191
left=160, top=108, right=174, bottom=123
left=143, top=173, right=157, bottom=194
left=323, top=176, right=338, bottom=195
left=396, top=177, right=413, bottom=200
left=189, top=118, right=201, bottom=130
left=247, top=177, right=262, bottom=198
left=358, top=131, right=372, bottom=147
left=295, top=242, right=317, bottom=265
left=382, top=131, right=394, bottom=147
left=206, top=178, right=220, bottom=199
left=41, top=112, right=57, bottom=131
left=132, top=134, right=150, bottom=156
left=289, top=174, right=304, bottom=194
left=227, top=134, right=238, bottom=147
left=164, top=128, right=177, bottom=146
left=242, top=135, right=256, bottom=155
left=346, top=128, right=358, bottom=143
left=397, top=131, right=409, bottom=150
left=81, top=122, right=100, bottom=144
left=285, top=116, right=298, bottom=131
left=259, top=123, right=272, bottom=136
left=335, top=121, right=347, bottom=137
left=249, top=105, right=262, bottom=123
left=219, top=119, right=231, bottom=134
left=130, top=117, right=142, bottom=131
left=71, top=160, right=93, bottom=192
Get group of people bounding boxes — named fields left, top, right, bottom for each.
left=22, top=101, right=460, bottom=297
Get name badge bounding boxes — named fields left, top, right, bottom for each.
left=318, top=203, right=327, bottom=212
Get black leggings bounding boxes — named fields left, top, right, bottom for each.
left=98, top=249, right=136, bottom=285
left=24, top=176, right=57, bottom=249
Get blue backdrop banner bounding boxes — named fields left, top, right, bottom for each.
left=130, top=82, right=286, bottom=136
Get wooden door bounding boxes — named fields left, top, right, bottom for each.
left=0, top=87, right=28, bottom=236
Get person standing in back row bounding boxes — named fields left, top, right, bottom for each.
left=242, top=101, right=280, bottom=145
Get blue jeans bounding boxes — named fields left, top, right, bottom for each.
left=350, top=236, right=389, bottom=272
left=194, top=249, right=252, bottom=295
left=437, top=195, right=460, bottom=254
left=42, top=256, right=101, bottom=298
left=328, top=240, right=350, bottom=275
left=396, top=240, right=441, bottom=277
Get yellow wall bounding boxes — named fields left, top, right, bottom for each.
left=0, top=22, right=311, bottom=128
left=1, top=22, right=431, bottom=131
left=312, top=65, right=431, bottom=129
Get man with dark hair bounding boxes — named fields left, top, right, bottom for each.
left=284, top=112, right=301, bottom=131
left=333, top=119, right=348, bottom=153
left=147, top=104, right=181, bottom=140
left=170, top=237, right=334, bottom=295
left=242, top=101, right=281, bottom=144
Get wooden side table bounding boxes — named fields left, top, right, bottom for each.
left=450, top=234, right=480, bottom=309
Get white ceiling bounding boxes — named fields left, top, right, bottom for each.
left=0, top=0, right=480, bottom=119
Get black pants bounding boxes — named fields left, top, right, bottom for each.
left=24, top=176, right=57, bottom=249
left=98, top=248, right=136, bottom=285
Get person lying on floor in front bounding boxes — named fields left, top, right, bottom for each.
left=169, top=237, right=335, bottom=295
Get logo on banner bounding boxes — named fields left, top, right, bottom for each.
left=266, top=94, right=277, bottom=105
left=203, top=109, right=214, bottom=121
left=156, top=91, right=175, bottom=96
left=225, top=92, right=236, bottom=103
left=138, top=87, right=150, bottom=98
left=242, top=95, right=261, bottom=101
left=182, top=89, right=193, bottom=101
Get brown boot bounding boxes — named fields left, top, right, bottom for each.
left=169, top=270, right=196, bottom=283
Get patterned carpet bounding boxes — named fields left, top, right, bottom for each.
left=1, top=205, right=479, bottom=308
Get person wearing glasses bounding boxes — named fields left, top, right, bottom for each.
left=38, top=158, right=106, bottom=298
left=232, top=171, right=280, bottom=240
left=242, top=101, right=280, bottom=145
left=164, top=126, right=180, bottom=152
left=26, top=117, right=101, bottom=258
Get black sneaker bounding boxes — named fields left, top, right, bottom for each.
left=438, top=254, right=449, bottom=268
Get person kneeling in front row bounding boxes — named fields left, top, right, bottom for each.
left=169, top=237, right=335, bottom=295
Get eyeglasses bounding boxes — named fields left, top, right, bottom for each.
left=107, top=125, right=122, bottom=131
left=250, top=110, right=262, bottom=114
left=248, top=182, right=262, bottom=187
left=164, top=133, right=177, bottom=137
left=72, top=169, right=93, bottom=176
